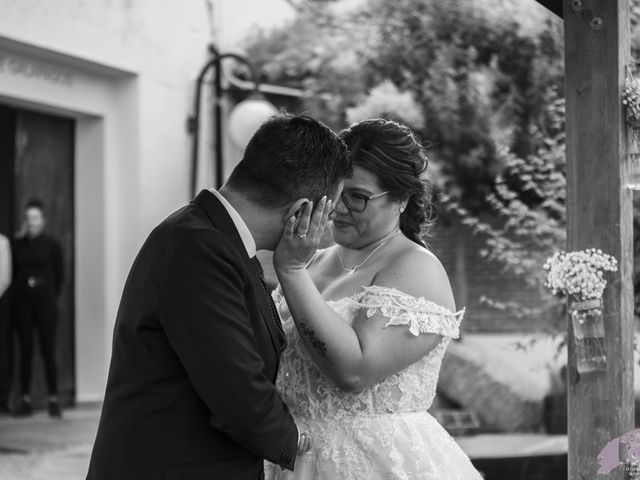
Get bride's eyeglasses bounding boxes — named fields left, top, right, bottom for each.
left=339, top=190, right=390, bottom=213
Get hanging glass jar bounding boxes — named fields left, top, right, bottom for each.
left=570, top=298, right=607, bottom=373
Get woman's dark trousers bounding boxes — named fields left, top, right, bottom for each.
left=13, top=286, right=59, bottom=396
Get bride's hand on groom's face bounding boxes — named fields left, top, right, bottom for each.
left=274, top=196, right=332, bottom=274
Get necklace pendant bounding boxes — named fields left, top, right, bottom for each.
left=337, top=230, right=401, bottom=277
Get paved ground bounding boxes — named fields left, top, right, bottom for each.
left=0, top=334, right=579, bottom=479
left=0, top=401, right=569, bottom=480
left=0, top=404, right=99, bottom=480
left=0, top=335, right=568, bottom=479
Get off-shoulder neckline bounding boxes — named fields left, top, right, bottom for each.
left=273, top=283, right=463, bottom=317
left=324, top=285, right=464, bottom=318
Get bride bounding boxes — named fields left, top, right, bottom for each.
left=265, top=119, right=483, bottom=479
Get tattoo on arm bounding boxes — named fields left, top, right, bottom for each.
left=299, top=321, right=334, bottom=365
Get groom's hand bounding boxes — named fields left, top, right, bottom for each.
left=297, top=431, right=313, bottom=454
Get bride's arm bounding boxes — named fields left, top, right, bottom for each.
left=275, top=201, right=457, bottom=392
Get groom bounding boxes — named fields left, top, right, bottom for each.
left=87, top=113, right=351, bottom=479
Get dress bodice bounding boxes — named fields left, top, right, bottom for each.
left=273, top=285, right=464, bottom=421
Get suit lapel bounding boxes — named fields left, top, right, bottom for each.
left=191, top=190, right=285, bottom=359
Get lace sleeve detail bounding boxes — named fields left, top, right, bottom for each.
left=357, top=285, right=463, bottom=339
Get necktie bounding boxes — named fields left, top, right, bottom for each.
left=250, top=256, right=287, bottom=352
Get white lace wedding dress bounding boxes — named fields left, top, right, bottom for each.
left=265, top=285, right=483, bottom=480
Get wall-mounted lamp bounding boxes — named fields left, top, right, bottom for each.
left=188, top=44, right=281, bottom=196
left=227, top=93, right=278, bottom=149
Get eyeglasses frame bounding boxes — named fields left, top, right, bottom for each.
left=340, top=190, right=390, bottom=213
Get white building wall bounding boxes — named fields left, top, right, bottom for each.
left=0, top=0, right=215, bottom=227
left=0, top=0, right=212, bottom=401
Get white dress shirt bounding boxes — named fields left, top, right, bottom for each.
left=209, top=189, right=256, bottom=258
left=0, top=234, right=11, bottom=298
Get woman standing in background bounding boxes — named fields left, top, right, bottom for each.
left=11, top=198, right=63, bottom=418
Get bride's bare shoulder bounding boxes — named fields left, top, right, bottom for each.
left=383, top=240, right=445, bottom=272
left=375, top=242, right=456, bottom=311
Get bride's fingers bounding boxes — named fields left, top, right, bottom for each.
left=307, top=196, right=327, bottom=238
left=283, top=214, right=296, bottom=239
left=323, top=199, right=332, bottom=226
left=295, top=201, right=313, bottom=235
left=313, top=198, right=331, bottom=240
left=316, top=199, right=332, bottom=239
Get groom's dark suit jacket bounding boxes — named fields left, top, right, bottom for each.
left=87, top=190, right=298, bottom=480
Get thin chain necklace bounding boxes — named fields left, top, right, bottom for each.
left=338, top=230, right=402, bottom=275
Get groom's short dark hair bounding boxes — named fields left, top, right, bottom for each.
left=227, top=113, right=352, bottom=206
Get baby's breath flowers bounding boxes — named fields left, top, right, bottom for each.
left=623, top=73, right=640, bottom=128
left=543, top=248, right=618, bottom=302
left=543, top=249, right=618, bottom=372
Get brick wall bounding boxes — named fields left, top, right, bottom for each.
left=429, top=219, right=548, bottom=333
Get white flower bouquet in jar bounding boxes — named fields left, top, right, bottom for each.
left=543, top=248, right=618, bottom=373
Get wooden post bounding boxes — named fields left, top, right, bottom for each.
left=564, top=1, right=634, bottom=479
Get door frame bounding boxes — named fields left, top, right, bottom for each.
left=0, top=38, right=138, bottom=402
left=7, top=106, right=77, bottom=407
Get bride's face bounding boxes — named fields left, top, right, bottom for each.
left=331, top=165, right=402, bottom=249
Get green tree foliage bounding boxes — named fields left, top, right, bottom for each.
left=244, top=0, right=564, bottom=213
left=450, top=4, right=640, bottom=328
left=242, top=0, right=639, bottom=332
left=443, top=88, right=567, bottom=334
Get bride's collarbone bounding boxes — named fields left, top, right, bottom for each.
left=317, top=268, right=379, bottom=302
left=321, top=280, right=371, bottom=303
left=309, top=247, right=388, bottom=300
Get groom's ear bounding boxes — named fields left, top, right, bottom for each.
left=283, top=198, right=309, bottom=225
